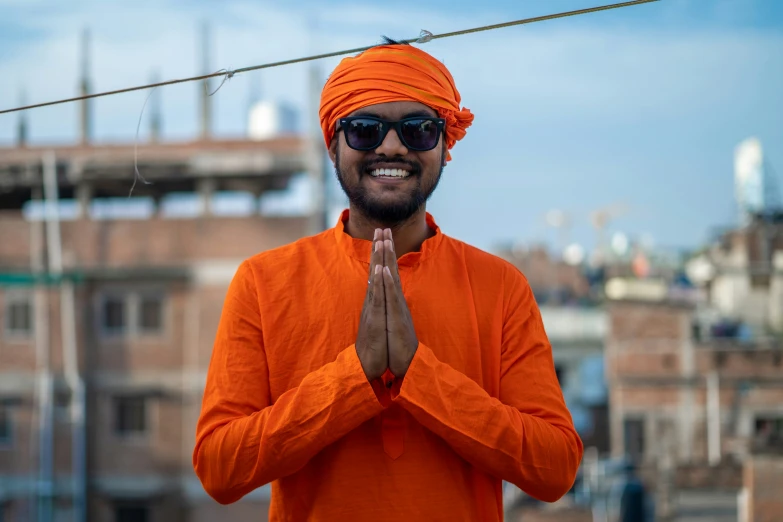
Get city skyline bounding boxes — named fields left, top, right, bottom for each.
left=1, top=0, right=781, bottom=254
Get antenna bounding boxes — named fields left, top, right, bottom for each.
left=79, top=28, right=91, bottom=145
left=17, top=88, right=28, bottom=147
left=199, top=21, right=211, bottom=140
left=149, top=70, right=162, bottom=143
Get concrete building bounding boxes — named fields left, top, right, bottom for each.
left=540, top=306, right=609, bottom=453
left=0, top=134, right=313, bottom=522
left=603, top=296, right=783, bottom=520
left=607, top=298, right=783, bottom=466
left=689, top=212, right=783, bottom=336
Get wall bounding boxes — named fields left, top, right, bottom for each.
left=742, top=454, right=783, bottom=522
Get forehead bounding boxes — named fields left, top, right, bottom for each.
left=348, top=101, right=438, bottom=119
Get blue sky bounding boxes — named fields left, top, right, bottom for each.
left=1, top=0, right=781, bottom=254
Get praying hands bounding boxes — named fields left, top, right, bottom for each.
left=355, top=228, right=419, bottom=381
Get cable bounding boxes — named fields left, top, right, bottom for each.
left=0, top=0, right=658, bottom=116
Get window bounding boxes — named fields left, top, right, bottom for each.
left=5, top=295, right=32, bottom=337
left=114, top=503, right=149, bottom=522
left=754, top=417, right=783, bottom=445
left=55, top=392, right=71, bottom=422
left=98, top=291, right=165, bottom=337
left=138, top=295, right=163, bottom=333
left=623, top=417, right=645, bottom=463
left=554, top=364, right=565, bottom=386
left=114, top=397, right=146, bottom=436
left=0, top=406, right=11, bottom=445
left=102, top=296, right=126, bottom=334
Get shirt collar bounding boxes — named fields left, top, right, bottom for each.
left=332, top=209, right=444, bottom=268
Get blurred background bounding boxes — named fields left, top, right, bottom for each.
left=0, top=0, right=781, bottom=521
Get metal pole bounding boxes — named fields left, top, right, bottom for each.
left=43, top=151, right=87, bottom=522
left=36, top=154, right=56, bottom=522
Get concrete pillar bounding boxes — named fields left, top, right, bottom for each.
left=76, top=183, right=92, bottom=219
left=610, top=386, right=625, bottom=459
left=707, top=371, right=722, bottom=465
left=679, top=314, right=696, bottom=462
left=197, top=178, right=216, bottom=217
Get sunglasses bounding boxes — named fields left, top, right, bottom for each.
left=336, top=116, right=446, bottom=152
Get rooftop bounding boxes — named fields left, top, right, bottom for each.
left=0, top=136, right=311, bottom=207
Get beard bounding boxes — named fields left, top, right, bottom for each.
left=334, top=148, right=444, bottom=225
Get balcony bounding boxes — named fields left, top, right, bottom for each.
left=540, top=306, right=607, bottom=344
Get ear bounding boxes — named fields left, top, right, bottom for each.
left=441, top=143, right=448, bottom=167
left=328, top=136, right=338, bottom=165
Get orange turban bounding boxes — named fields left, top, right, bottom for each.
left=319, top=44, right=474, bottom=161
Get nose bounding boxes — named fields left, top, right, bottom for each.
left=374, top=126, right=408, bottom=157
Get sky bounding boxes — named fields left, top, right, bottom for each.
left=0, top=0, right=782, bottom=254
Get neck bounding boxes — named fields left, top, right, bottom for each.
left=344, top=205, right=435, bottom=257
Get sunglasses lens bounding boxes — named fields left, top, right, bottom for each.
left=401, top=119, right=440, bottom=150
left=344, top=119, right=383, bottom=150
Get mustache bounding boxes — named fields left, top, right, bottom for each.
left=361, top=158, right=421, bottom=175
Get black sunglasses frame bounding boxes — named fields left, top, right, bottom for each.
left=336, top=116, right=446, bottom=152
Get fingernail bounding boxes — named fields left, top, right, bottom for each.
left=375, top=265, right=381, bottom=274
left=384, top=239, right=392, bottom=250
left=374, top=229, right=380, bottom=240
left=375, top=241, right=381, bottom=252
left=384, top=266, right=391, bottom=276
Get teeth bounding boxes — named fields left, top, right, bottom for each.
left=370, top=168, right=410, bottom=178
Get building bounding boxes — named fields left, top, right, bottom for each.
left=689, top=212, right=783, bottom=336
left=607, top=296, right=783, bottom=465
left=496, top=245, right=592, bottom=306
left=0, top=134, right=315, bottom=522
left=735, top=137, right=775, bottom=226
left=0, top=22, right=334, bottom=521
left=605, top=296, right=783, bottom=519
left=540, top=306, right=609, bottom=453
left=740, top=451, right=783, bottom=522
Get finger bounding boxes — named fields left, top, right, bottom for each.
left=368, top=229, right=383, bottom=284
left=383, top=239, right=402, bottom=286
left=382, top=265, right=399, bottom=314
left=372, top=264, right=385, bottom=309
left=383, top=228, right=396, bottom=258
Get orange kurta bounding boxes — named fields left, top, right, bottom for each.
left=193, top=211, right=583, bottom=521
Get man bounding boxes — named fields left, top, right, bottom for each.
left=193, top=39, right=583, bottom=521
left=608, top=460, right=650, bottom=522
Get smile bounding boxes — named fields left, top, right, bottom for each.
left=369, top=168, right=411, bottom=179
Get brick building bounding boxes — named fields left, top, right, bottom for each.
left=0, top=136, right=315, bottom=522
left=606, top=298, right=783, bottom=482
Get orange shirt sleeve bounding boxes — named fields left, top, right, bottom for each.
left=392, top=268, right=584, bottom=503
left=192, top=260, right=385, bottom=505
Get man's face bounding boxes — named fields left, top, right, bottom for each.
left=328, top=101, right=447, bottom=225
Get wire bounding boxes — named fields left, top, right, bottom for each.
left=0, top=0, right=658, bottom=116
